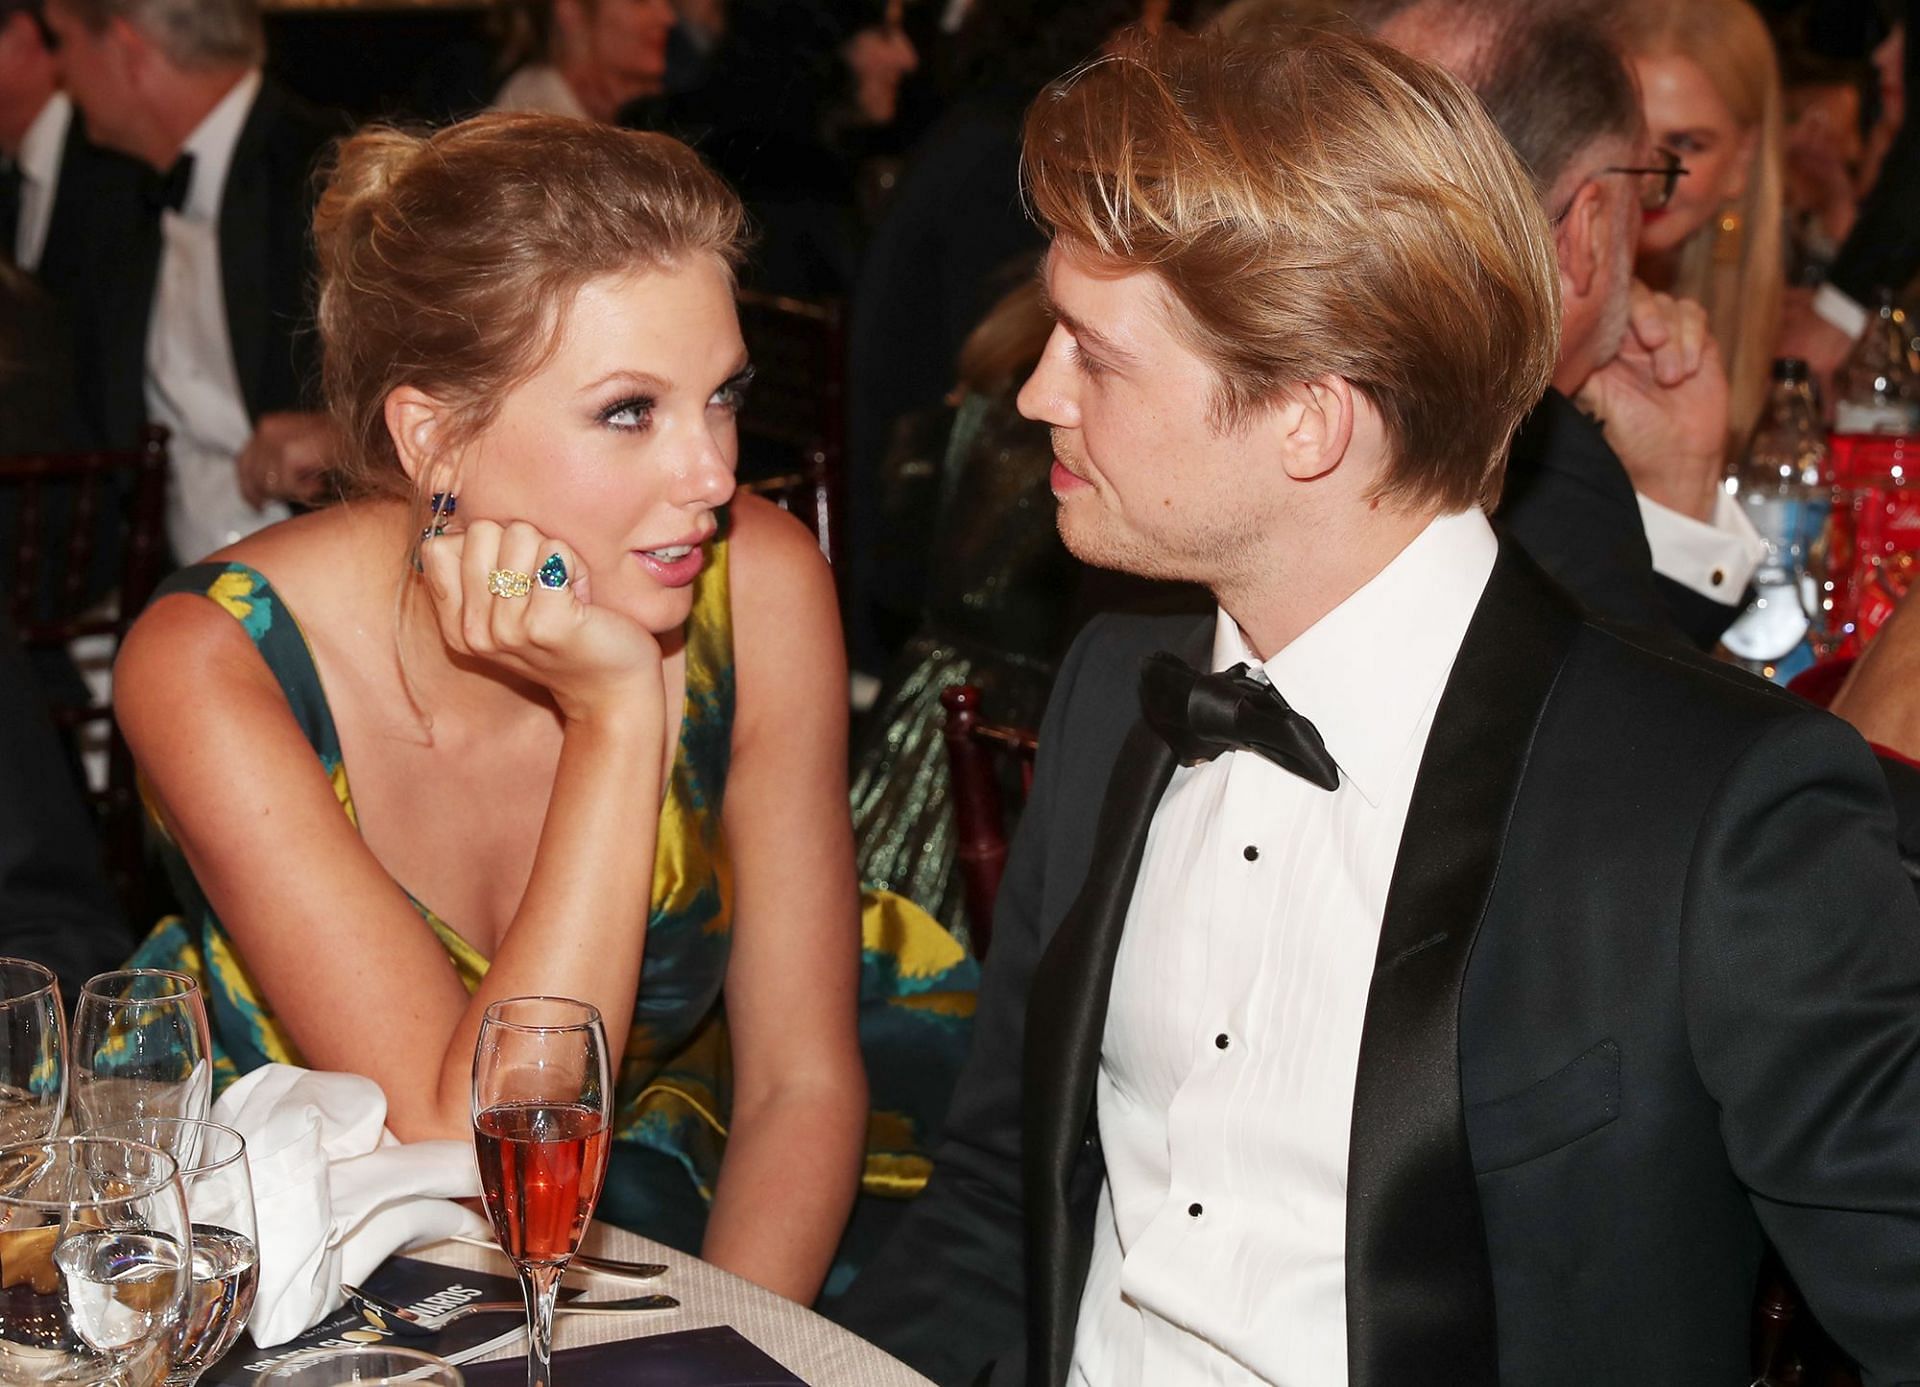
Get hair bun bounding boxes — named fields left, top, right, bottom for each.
left=311, top=126, right=427, bottom=281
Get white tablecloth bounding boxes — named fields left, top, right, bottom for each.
left=412, top=1226, right=935, bottom=1387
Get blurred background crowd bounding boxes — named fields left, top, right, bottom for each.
left=6, top=0, right=1920, bottom=1113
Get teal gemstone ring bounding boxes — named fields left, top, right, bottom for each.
left=537, top=553, right=569, bottom=590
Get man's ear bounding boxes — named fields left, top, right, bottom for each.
left=105, top=14, right=152, bottom=73
left=385, top=387, right=455, bottom=492
left=1275, top=374, right=1355, bottom=483
left=1555, top=180, right=1605, bottom=303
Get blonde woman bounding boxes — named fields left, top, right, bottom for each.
left=1622, top=0, right=1786, bottom=449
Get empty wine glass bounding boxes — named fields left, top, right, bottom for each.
left=72, top=970, right=212, bottom=1131
left=97, top=1117, right=259, bottom=1387
left=0, top=959, right=65, bottom=1144
left=257, top=1345, right=466, bottom=1385
left=0, top=1134, right=193, bottom=1385
left=472, top=997, right=612, bottom=1387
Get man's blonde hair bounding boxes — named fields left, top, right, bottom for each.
left=1022, top=26, right=1560, bottom=512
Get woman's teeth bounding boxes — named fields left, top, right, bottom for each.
left=643, top=544, right=694, bottom=561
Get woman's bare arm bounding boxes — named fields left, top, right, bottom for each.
left=700, top=494, right=867, bottom=1302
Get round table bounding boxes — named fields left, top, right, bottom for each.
left=413, top=1226, right=934, bottom=1387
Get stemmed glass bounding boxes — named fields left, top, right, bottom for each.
left=71, top=970, right=212, bottom=1131
left=471, top=998, right=613, bottom=1387
left=0, top=1134, right=194, bottom=1385
left=0, top=959, right=65, bottom=1144
left=97, top=1117, right=259, bottom=1387
left=260, top=1345, right=466, bottom=1385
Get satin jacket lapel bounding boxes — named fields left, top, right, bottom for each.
left=1345, top=538, right=1583, bottom=1385
left=1023, top=625, right=1204, bottom=1387
left=219, top=89, right=272, bottom=423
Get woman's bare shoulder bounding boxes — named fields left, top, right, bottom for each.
left=117, top=502, right=405, bottom=722
left=723, top=494, right=846, bottom=726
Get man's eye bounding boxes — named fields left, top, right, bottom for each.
left=1069, top=342, right=1105, bottom=378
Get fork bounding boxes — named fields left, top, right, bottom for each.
left=448, top=1232, right=669, bottom=1281
left=342, top=1282, right=679, bottom=1338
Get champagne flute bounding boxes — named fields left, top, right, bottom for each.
left=98, top=1117, right=259, bottom=1387
left=258, top=1345, right=466, bottom=1385
left=72, top=970, right=212, bottom=1131
left=0, top=959, right=65, bottom=1144
left=0, top=1134, right=193, bottom=1386
left=471, top=998, right=612, bottom=1387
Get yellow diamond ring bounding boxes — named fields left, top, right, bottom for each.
left=486, top=568, right=533, bottom=599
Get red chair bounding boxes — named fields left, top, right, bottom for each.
left=939, top=684, right=1038, bottom=959
left=733, top=289, right=843, bottom=568
left=0, top=426, right=170, bottom=917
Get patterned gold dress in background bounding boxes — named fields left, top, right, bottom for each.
left=128, top=514, right=977, bottom=1297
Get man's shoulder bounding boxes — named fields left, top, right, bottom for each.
left=237, top=80, right=346, bottom=181
left=1559, top=609, right=1839, bottom=763
left=1504, top=387, right=1640, bottom=510
left=1059, top=610, right=1207, bottom=704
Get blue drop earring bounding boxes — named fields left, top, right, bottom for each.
left=422, top=491, right=457, bottom=540
left=413, top=491, right=457, bottom=573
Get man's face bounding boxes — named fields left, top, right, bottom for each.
left=1015, top=244, right=1277, bottom=588
left=0, top=12, right=59, bottom=150
left=43, top=3, right=139, bottom=159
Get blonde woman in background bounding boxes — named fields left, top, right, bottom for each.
left=1621, top=0, right=1785, bottom=450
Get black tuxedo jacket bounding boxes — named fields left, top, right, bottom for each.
left=76, top=79, right=337, bottom=450
left=833, top=538, right=1920, bottom=1386
left=1500, top=387, right=1741, bottom=651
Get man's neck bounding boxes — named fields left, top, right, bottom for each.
left=1216, top=503, right=1442, bottom=660
left=0, top=81, right=58, bottom=161
left=135, top=64, right=251, bottom=171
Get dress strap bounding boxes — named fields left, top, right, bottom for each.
left=150, top=562, right=346, bottom=773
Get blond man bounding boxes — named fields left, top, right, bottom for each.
left=831, top=25, right=1920, bottom=1387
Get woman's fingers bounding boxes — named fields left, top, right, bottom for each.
left=421, top=528, right=470, bottom=654
left=459, top=520, right=505, bottom=651
left=525, top=538, right=584, bottom=650
left=486, top=520, right=545, bottom=648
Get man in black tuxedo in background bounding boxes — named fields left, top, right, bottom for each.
left=831, top=25, right=1920, bottom=1387
left=1361, top=0, right=1764, bottom=652
left=0, top=0, right=145, bottom=354
left=44, top=0, right=337, bottom=564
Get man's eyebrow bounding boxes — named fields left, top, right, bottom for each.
left=1034, top=279, right=1137, bottom=364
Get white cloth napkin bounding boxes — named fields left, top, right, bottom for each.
left=212, top=1064, right=493, bottom=1347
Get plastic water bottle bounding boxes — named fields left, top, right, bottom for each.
left=1723, top=358, right=1831, bottom=682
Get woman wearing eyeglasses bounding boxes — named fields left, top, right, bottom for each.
left=1620, top=0, right=1786, bottom=450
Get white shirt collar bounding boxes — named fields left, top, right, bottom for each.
left=16, top=91, right=71, bottom=189
left=174, top=68, right=262, bottom=223
left=1210, top=508, right=1498, bottom=806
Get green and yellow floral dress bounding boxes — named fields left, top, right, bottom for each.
left=128, top=516, right=977, bottom=1293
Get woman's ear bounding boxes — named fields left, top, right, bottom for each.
left=385, top=386, right=451, bottom=492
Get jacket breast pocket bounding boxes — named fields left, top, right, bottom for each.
left=1466, top=1038, right=1621, bottom=1174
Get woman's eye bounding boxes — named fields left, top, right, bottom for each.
left=600, top=397, right=654, bottom=431
left=711, top=369, right=755, bottom=413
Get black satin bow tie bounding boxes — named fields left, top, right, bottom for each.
left=142, top=153, right=195, bottom=214
left=1138, top=651, right=1341, bottom=791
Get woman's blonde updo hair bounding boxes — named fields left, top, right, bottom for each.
left=313, top=113, right=747, bottom=504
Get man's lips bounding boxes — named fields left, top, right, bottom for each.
left=1050, top=460, right=1092, bottom=493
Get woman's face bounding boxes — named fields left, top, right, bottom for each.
left=1632, top=51, right=1758, bottom=256
left=452, top=257, right=749, bottom=635
left=844, top=0, right=918, bottom=126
